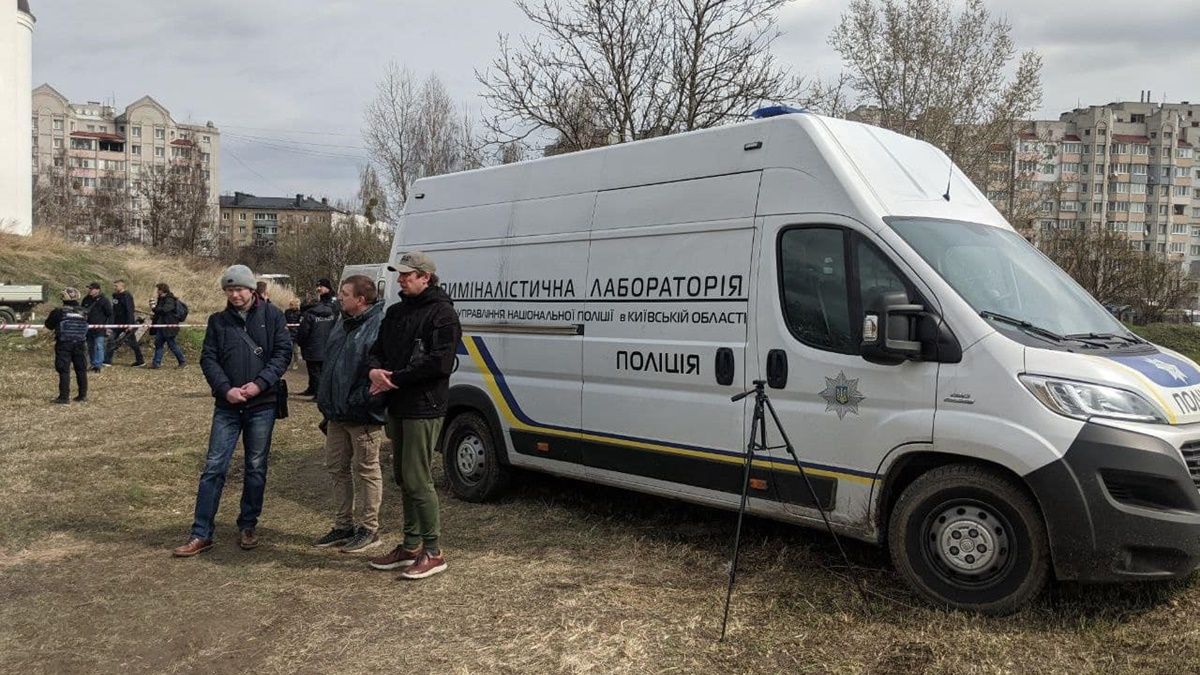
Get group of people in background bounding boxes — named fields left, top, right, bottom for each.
left=43, top=279, right=189, bottom=403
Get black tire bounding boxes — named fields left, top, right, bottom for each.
left=441, top=411, right=510, bottom=502
left=0, top=308, right=15, bottom=325
left=888, top=464, right=1050, bottom=615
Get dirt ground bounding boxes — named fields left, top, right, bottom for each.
left=2, top=346, right=1200, bottom=674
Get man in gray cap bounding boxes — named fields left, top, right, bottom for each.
left=365, top=250, right=461, bottom=579
left=173, top=264, right=293, bottom=557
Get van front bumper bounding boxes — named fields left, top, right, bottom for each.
left=1025, top=422, right=1200, bottom=582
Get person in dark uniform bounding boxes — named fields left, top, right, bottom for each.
left=44, top=287, right=90, bottom=404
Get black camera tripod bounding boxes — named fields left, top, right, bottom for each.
left=719, top=380, right=869, bottom=641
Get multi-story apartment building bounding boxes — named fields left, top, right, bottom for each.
left=31, top=84, right=220, bottom=242
left=218, top=192, right=339, bottom=248
left=987, top=97, right=1200, bottom=270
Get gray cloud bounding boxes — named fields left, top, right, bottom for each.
left=31, top=0, right=1200, bottom=202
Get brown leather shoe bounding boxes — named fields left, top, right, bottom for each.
left=172, top=537, right=213, bottom=557
left=239, top=528, right=259, bottom=550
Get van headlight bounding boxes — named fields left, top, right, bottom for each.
left=1019, top=375, right=1168, bottom=424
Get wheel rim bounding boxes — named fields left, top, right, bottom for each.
left=454, top=433, right=487, bottom=485
left=921, top=499, right=1014, bottom=588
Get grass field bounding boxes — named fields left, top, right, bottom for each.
left=2, top=346, right=1200, bottom=674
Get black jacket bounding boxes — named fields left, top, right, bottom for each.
left=296, top=294, right=337, bottom=361
left=111, top=290, right=136, bottom=325
left=317, top=302, right=386, bottom=425
left=367, top=285, right=461, bottom=419
left=152, top=294, right=181, bottom=337
left=44, top=301, right=86, bottom=346
left=200, top=298, right=293, bottom=411
left=81, top=293, right=113, bottom=337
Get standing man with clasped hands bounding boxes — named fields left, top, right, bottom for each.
left=364, top=251, right=461, bottom=580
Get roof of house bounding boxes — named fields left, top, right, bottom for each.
left=1062, top=134, right=1082, bottom=142
left=18, top=1, right=32, bottom=16
left=219, top=192, right=338, bottom=212
left=170, top=138, right=194, bottom=147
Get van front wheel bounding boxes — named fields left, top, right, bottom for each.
left=441, top=411, right=510, bottom=503
left=888, top=464, right=1049, bottom=615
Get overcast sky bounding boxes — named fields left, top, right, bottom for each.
left=29, top=0, right=1200, bottom=204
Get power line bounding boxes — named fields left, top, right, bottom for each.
left=224, top=148, right=290, bottom=194
left=221, top=123, right=361, bottom=138
left=222, top=130, right=368, bottom=151
left=223, top=133, right=367, bottom=161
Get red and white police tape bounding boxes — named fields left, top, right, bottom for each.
left=0, top=323, right=301, bottom=331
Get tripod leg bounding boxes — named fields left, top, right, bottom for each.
left=720, top=396, right=761, bottom=641
left=761, top=396, right=871, bottom=610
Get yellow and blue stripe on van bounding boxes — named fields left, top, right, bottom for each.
left=457, top=335, right=878, bottom=509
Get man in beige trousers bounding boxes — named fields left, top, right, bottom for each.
left=312, top=275, right=387, bottom=553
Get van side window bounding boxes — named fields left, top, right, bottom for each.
left=856, top=239, right=912, bottom=310
left=778, top=228, right=854, bottom=353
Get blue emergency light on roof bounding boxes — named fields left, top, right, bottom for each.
left=751, top=105, right=807, bottom=119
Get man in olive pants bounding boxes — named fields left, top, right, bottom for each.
left=365, top=251, right=461, bottom=579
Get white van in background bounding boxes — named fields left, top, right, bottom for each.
left=387, top=108, right=1200, bottom=613
left=339, top=263, right=392, bottom=304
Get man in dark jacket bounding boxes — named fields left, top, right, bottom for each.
left=150, top=283, right=187, bottom=369
left=312, top=275, right=387, bottom=554
left=44, top=287, right=89, bottom=404
left=104, top=279, right=145, bottom=367
left=81, top=281, right=113, bottom=372
left=295, top=278, right=337, bottom=396
left=173, top=265, right=292, bottom=557
left=364, top=251, right=461, bottom=579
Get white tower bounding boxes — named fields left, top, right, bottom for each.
left=1, top=1, right=34, bottom=236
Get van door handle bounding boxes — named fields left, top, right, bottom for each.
left=715, top=347, right=735, bottom=386
left=767, top=349, right=788, bottom=389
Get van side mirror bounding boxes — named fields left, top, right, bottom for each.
left=861, top=292, right=963, bottom=364
left=861, top=291, right=924, bottom=363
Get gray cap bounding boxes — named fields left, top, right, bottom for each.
left=220, top=264, right=256, bottom=290
left=387, top=250, right=436, bottom=274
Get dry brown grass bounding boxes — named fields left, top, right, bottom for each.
left=2, top=346, right=1200, bottom=674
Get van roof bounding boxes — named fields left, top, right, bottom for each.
left=406, top=113, right=1008, bottom=229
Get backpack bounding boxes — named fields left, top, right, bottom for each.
left=174, top=299, right=189, bottom=322
left=58, top=307, right=89, bottom=345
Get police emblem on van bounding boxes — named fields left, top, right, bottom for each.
left=820, top=371, right=864, bottom=419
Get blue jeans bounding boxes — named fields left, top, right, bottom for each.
left=190, top=406, right=277, bottom=540
left=88, top=334, right=106, bottom=369
left=153, top=333, right=186, bottom=366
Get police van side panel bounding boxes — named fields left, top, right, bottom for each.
left=401, top=191, right=596, bottom=484
left=577, top=173, right=762, bottom=515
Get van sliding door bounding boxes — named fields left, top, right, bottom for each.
left=579, top=173, right=759, bottom=500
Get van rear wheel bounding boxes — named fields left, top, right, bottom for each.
left=442, top=411, right=509, bottom=502
left=888, top=464, right=1049, bottom=615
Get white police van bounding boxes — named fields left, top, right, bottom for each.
left=388, top=108, right=1200, bottom=613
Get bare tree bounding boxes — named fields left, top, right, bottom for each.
left=1039, top=226, right=1195, bottom=323
left=479, top=0, right=811, bottom=153
left=363, top=66, right=480, bottom=208
left=274, top=215, right=391, bottom=292
left=134, top=151, right=212, bottom=254
left=33, top=148, right=135, bottom=245
left=828, top=0, right=1042, bottom=185
left=356, top=164, right=390, bottom=225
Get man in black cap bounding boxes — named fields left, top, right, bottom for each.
left=295, top=277, right=337, bottom=397
left=365, top=251, right=461, bottom=580
left=104, top=279, right=145, bottom=367
left=81, top=282, right=113, bottom=372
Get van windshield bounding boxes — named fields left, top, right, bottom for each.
left=889, top=218, right=1127, bottom=337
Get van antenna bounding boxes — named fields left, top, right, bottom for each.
left=942, top=157, right=953, bottom=202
